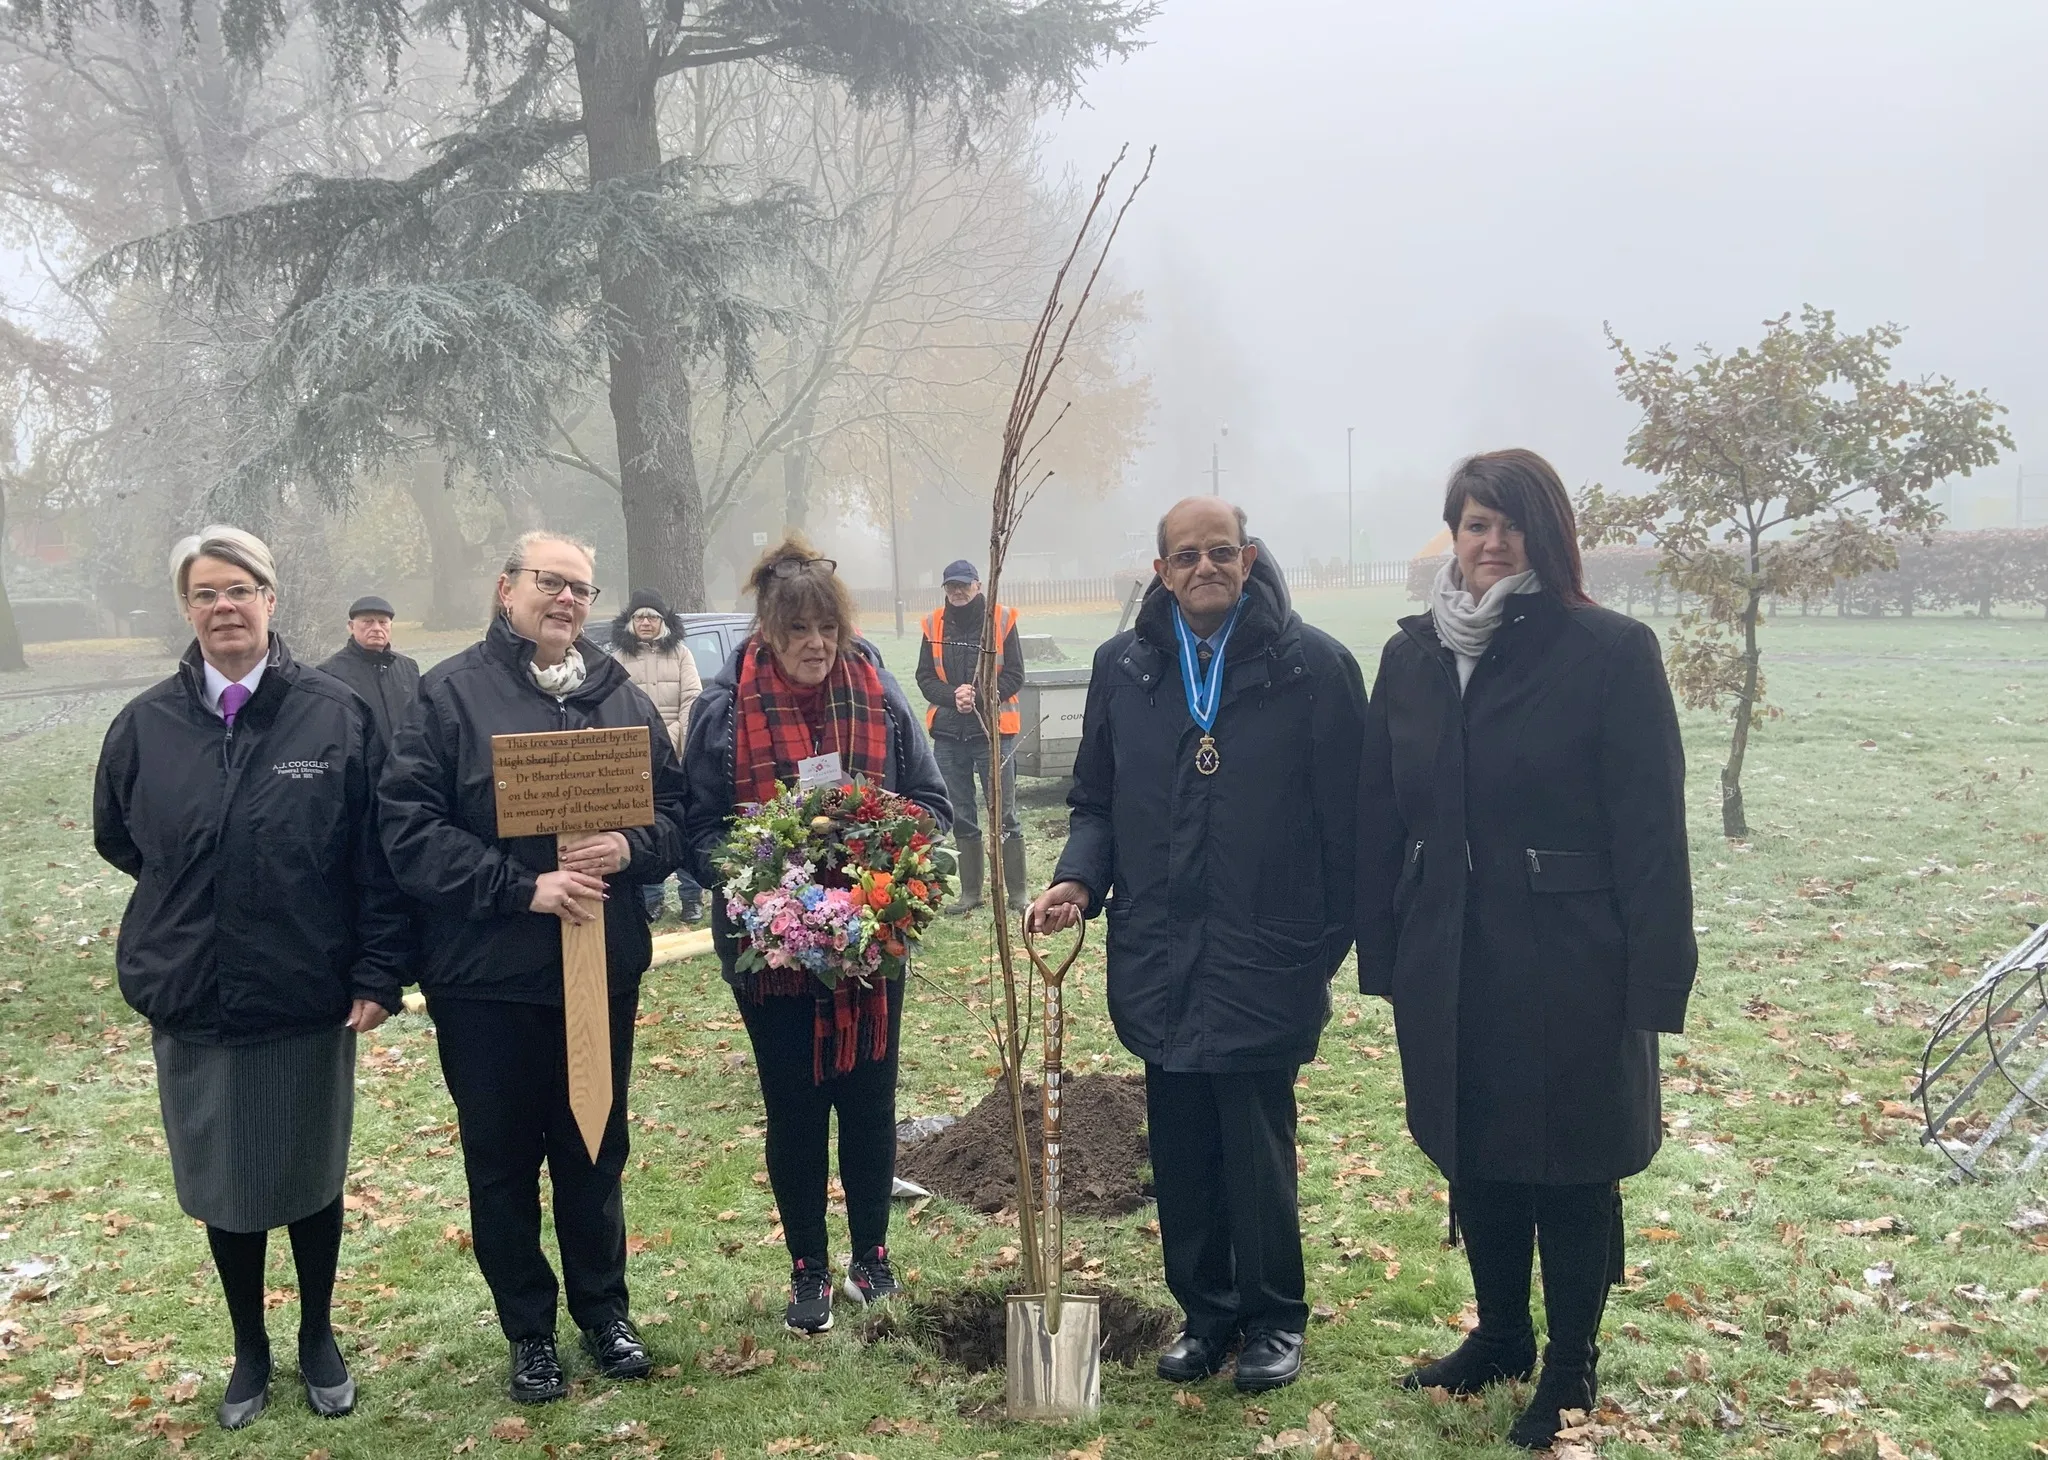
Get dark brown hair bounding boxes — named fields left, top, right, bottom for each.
left=1442, top=449, right=1591, bottom=607
left=745, top=533, right=857, bottom=654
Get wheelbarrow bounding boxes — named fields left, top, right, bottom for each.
left=1006, top=917, right=1100, bottom=1421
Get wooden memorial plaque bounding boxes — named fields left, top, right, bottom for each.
left=492, top=726, right=656, bottom=1160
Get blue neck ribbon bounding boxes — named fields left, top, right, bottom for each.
left=1171, top=595, right=1247, bottom=732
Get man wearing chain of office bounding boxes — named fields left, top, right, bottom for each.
left=1029, top=497, right=1367, bottom=1393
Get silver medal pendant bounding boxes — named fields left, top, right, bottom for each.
left=1195, top=734, right=1220, bottom=775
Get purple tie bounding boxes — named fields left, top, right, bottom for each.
left=220, top=683, right=252, bottom=727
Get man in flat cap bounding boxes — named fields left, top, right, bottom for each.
left=320, top=596, right=422, bottom=750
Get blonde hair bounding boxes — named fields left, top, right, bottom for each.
left=168, top=525, right=277, bottom=601
left=745, top=534, right=856, bottom=655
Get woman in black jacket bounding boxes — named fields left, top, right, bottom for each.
left=379, top=531, right=688, bottom=1404
left=682, top=538, right=949, bottom=1337
left=93, top=527, right=409, bottom=1431
left=1355, top=451, right=1697, bottom=1450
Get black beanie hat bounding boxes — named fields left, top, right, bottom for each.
left=626, top=589, right=669, bottom=616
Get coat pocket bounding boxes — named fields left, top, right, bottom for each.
left=1524, top=848, right=1612, bottom=894
left=1393, top=840, right=1426, bottom=924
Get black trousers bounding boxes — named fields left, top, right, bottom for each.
left=736, top=979, right=904, bottom=1264
left=1145, top=1065, right=1308, bottom=1339
left=431, top=991, right=637, bottom=1341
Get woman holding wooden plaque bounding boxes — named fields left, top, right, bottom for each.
left=682, top=538, right=949, bottom=1336
left=379, top=530, right=688, bottom=1404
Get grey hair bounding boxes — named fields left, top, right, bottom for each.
left=1156, top=502, right=1250, bottom=558
left=168, top=525, right=277, bottom=601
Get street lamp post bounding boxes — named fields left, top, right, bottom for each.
left=885, top=416, right=904, bottom=638
left=1346, top=426, right=1354, bottom=582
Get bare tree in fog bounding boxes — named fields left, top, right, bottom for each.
left=0, top=2, right=472, bottom=643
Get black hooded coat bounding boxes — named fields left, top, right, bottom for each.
left=1050, top=549, right=1367, bottom=1074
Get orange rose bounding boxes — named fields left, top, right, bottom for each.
left=907, top=879, right=929, bottom=901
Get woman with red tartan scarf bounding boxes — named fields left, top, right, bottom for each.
left=681, top=538, right=950, bottom=1335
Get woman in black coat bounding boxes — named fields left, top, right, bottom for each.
left=1355, top=450, right=1696, bottom=1450
left=379, top=531, right=688, bottom=1404
left=94, top=527, right=409, bottom=1431
left=681, top=539, right=949, bottom=1337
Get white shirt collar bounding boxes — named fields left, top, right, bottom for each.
left=201, top=657, right=268, bottom=718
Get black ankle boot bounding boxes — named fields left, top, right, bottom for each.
left=1507, top=1344, right=1598, bottom=1450
left=1398, top=1326, right=1536, bottom=1393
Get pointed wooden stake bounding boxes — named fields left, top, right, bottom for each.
left=492, top=726, right=656, bottom=1167
left=559, top=831, right=613, bottom=1162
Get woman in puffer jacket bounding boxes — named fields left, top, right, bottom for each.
left=610, top=590, right=705, bottom=920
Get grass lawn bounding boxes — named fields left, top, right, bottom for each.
left=0, top=593, right=2044, bottom=1458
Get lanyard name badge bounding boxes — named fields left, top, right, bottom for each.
left=1172, top=595, right=1246, bottom=776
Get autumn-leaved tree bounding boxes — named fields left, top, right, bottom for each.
left=1577, top=307, right=2011, bottom=838
left=19, top=0, right=1154, bottom=610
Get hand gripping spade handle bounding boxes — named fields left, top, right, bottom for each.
left=1022, top=917, right=1086, bottom=1332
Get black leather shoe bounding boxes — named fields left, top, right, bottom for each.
left=1234, top=1329, right=1304, bottom=1392
left=1156, top=1331, right=1229, bottom=1382
left=305, top=1373, right=356, bottom=1418
left=508, top=1335, right=568, bottom=1404
left=582, top=1318, right=652, bottom=1380
left=1398, top=1328, right=1536, bottom=1393
left=217, top=1385, right=268, bottom=1431
left=218, top=1350, right=271, bottom=1431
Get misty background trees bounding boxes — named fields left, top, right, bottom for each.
left=0, top=0, right=1153, bottom=637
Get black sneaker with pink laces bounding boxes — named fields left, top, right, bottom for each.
left=842, top=1245, right=901, bottom=1305
left=786, top=1257, right=834, bottom=1333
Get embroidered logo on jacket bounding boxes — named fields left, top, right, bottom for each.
left=272, top=760, right=331, bottom=781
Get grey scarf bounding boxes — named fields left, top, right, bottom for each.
left=1428, top=558, right=1541, bottom=690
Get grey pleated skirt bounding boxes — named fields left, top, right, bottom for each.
left=152, top=1025, right=356, bottom=1232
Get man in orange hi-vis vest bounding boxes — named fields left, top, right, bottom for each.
left=915, top=559, right=1026, bottom=915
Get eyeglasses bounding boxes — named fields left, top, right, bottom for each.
left=185, top=584, right=268, bottom=608
left=509, top=568, right=600, bottom=604
left=769, top=557, right=836, bottom=579
left=1164, top=544, right=1246, bottom=571
left=629, top=610, right=665, bottom=622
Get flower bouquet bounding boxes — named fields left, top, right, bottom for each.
left=713, top=780, right=955, bottom=988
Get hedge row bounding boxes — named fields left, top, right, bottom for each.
left=1407, top=529, right=2048, bottom=618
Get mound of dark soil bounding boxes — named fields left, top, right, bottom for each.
left=864, top=1284, right=1180, bottom=1373
left=897, top=1073, right=1150, bottom=1217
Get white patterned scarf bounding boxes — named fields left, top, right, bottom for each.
left=530, top=647, right=587, bottom=699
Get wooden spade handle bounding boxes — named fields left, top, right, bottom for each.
left=1021, top=918, right=1086, bottom=988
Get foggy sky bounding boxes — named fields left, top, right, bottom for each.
left=1040, top=0, right=2048, bottom=564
